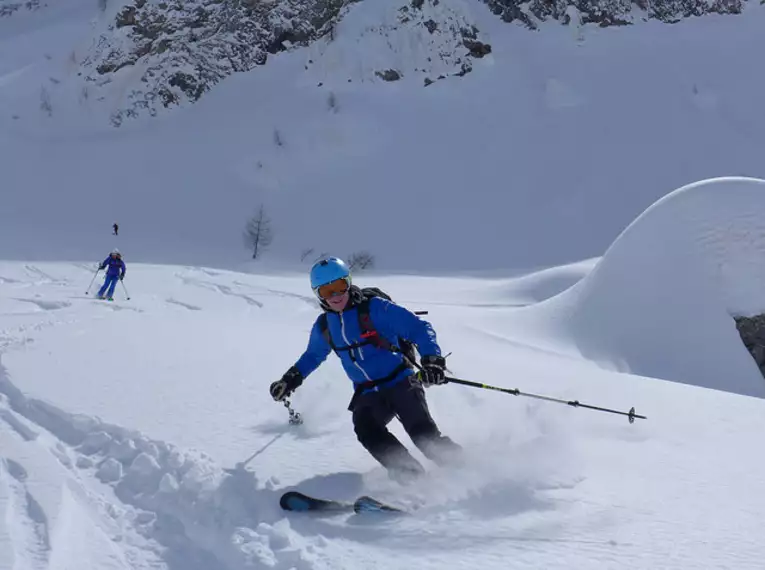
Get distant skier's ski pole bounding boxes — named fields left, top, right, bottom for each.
left=444, top=376, right=646, bottom=424
left=120, top=280, right=131, bottom=301
left=85, top=268, right=100, bottom=295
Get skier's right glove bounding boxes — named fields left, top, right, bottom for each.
left=270, top=366, right=303, bottom=401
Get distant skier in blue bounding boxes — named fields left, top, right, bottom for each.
left=270, top=257, right=461, bottom=482
left=97, top=249, right=126, bottom=301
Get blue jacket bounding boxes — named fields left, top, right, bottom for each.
left=101, top=256, right=126, bottom=278
left=295, top=296, right=441, bottom=389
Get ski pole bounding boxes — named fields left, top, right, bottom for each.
left=284, top=398, right=303, bottom=425
left=85, top=267, right=100, bottom=295
left=444, top=376, right=646, bottom=424
left=120, top=279, right=131, bottom=301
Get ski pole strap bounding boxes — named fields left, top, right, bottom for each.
left=444, top=376, right=646, bottom=423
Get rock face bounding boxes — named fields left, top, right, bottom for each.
left=481, top=0, right=746, bottom=29
left=59, top=0, right=751, bottom=125
left=79, top=0, right=353, bottom=125
left=0, top=0, right=42, bottom=17
left=735, top=314, right=765, bottom=379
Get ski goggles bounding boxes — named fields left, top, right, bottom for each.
left=315, top=277, right=350, bottom=300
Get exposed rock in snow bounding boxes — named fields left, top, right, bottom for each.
left=481, top=0, right=747, bottom=29
left=0, top=0, right=42, bottom=18
left=78, top=0, right=351, bottom=125
left=22, top=0, right=753, bottom=125
left=735, top=314, right=765, bottom=379
left=304, top=0, right=493, bottom=87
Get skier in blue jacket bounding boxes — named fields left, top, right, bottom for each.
left=270, top=257, right=460, bottom=482
left=97, top=249, right=126, bottom=300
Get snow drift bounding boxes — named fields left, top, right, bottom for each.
left=511, top=177, right=765, bottom=397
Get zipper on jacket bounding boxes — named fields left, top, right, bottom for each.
left=340, top=310, right=371, bottom=382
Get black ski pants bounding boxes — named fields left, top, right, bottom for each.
left=352, top=375, right=460, bottom=475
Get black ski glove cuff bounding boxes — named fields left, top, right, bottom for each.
left=282, top=366, right=304, bottom=391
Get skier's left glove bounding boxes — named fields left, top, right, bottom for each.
left=419, top=355, right=447, bottom=387
left=119, top=275, right=124, bottom=281
left=270, top=366, right=303, bottom=401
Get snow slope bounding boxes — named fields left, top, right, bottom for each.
left=1, top=0, right=764, bottom=271
left=2, top=176, right=765, bottom=568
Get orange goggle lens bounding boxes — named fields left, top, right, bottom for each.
left=317, top=278, right=349, bottom=299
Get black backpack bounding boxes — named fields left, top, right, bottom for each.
left=317, top=287, right=419, bottom=366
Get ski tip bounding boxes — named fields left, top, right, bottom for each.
left=280, top=491, right=312, bottom=512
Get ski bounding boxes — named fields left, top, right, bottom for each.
left=280, top=491, right=354, bottom=513
left=279, top=491, right=406, bottom=514
left=353, top=495, right=406, bottom=514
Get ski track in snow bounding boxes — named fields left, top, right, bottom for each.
left=10, top=298, right=71, bottom=312
left=22, top=265, right=68, bottom=286
left=0, top=254, right=764, bottom=568
left=0, top=359, right=309, bottom=570
left=0, top=263, right=599, bottom=570
left=4, top=180, right=765, bottom=569
left=165, top=298, right=203, bottom=311
left=232, top=281, right=318, bottom=308
left=177, top=275, right=264, bottom=308
left=0, top=457, right=50, bottom=570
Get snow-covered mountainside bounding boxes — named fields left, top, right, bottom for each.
left=1, top=0, right=495, bottom=125
left=78, top=0, right=352, bottom=126
left=2, top=176, right=765, bottom=568
left=1, top=0, right=764, bottom=272
left=3, top=0, right=750, bottom=125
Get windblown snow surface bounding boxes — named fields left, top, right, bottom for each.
left=2, top=177, right=765, bottom=569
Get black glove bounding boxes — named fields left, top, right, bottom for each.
left=419, top=355, right=447, bottom=387
left=98, top=264, right=105, bottom=270
left=270, top=367, right=303, bottom=401
left=119, top=275, right=124, bottom=281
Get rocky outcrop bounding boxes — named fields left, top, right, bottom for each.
left=79, top=0, right=353, bottom=125
left=66, top=0, right=752, bottom=125
left=0, top=0, right=42, bottom=18
left=735, top=314, right=765, bottom=379
left=481, top=0, right=746, bottom=29
left=376, top=69, right=402, bottom=81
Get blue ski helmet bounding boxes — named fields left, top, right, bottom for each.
left=310, top=257, right=351, bottom=290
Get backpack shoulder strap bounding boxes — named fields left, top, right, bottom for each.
left=318, top=313, right=336, bottom=351
left=357, top=297, right=396, bottom=352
